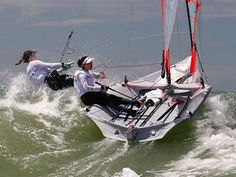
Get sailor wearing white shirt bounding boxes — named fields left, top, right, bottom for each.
left=74, top=57, right=101, bottom=97
left=16, top=49, right=74, bottom=90
left=74, top=56, right=142, bottom=115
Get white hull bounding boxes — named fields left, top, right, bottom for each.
left=86, top=57, right=211, bottom=142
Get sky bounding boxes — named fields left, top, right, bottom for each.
left=0, top=0, right=236, bottom=91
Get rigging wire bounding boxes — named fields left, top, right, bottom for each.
left=72, top=0, right=87, bottom=34
left=195, top=44, right=209, bottom=84
left=125, top=0, right=135, bottom=74
left=93, top=61, right=162, bottom=86
left=175, top=12, right=183, bottom=61
left=60, top=31, right=75, bottom=62
left=131, top=33, right=163, bottom=41
left=185, top=0, right=208, bottom=83
left=195, top=5, right=209, bottom=84
left=59, top=0, right=87, bottom=63
left=196, top=8, right=209, bottom=84
left=93, top=62, right=161, bottom=69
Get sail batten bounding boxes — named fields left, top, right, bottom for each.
left=161, top=0, right=179, bottom=84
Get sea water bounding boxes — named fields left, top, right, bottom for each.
left=0, top=71, right=236, bottom=177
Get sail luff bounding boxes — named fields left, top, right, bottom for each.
left=186, top=0, right=201, bottom=73
left=161, top=0, right=179, bottom=84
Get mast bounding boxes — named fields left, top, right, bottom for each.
left=186, top=0, right=201, bottom=74
left=161, top=0, right=179, bottom=84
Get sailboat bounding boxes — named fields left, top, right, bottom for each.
left=85, top=0, right=211, bottom=142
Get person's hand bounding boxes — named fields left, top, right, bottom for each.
left=99, top=72, right=106, bottom=79
left=101, top=84, right=109, bottom=92
left=62, top=61, right=74, bottom=70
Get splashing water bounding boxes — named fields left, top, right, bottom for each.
left=151, top=93, right=236, bottom=177
left=0, top=69, right=236, bottom=177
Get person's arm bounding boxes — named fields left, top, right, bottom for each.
left=26, top=63, right=47, bottom=85
left=91, top=71, right=100, bottom=79
left=27, top=71, right=45, bottom=86
left=35, top=60, right=62, bottom=70
left=92, top=71, right=106, bottom=79
left=79, top=73, right=101, bottom=91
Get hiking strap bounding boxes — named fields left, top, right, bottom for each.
left=111, top=96, right=139, bottom=122
left=175, top=96, right=190, bottom=120
left=156, top=103, right=178, bottom=123
left=134, top=106, right=150, bottom=125
left=140, top=101, right=163, bottom=127
left=124, top=105, right=134, bottom=122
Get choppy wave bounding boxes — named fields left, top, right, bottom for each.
left=0, top=70, right=236, bottom=177
left=148, top=94, right=236, bottom=177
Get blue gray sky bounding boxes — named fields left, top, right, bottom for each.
left=0, top=0, right=236, bottom=91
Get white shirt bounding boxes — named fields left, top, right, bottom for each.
left=26, top=60, right=62, bottom=86
left=74, top=69, right=100, bottom=97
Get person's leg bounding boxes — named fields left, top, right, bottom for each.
left=81, top=92, right=137, bottom=116
left=80, top=92, right=131, bottom=107
left=98, top=93, right=139, bottom=116
left=80, top=92, right=109, bottom=106
left=59, top=74, right=74, bottom=88
left=45, top=70, right=61, bottom=90
left=104, top=94, right=141, bottom=107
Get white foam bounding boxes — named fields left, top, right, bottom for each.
left=0, top=73, right=59, bottom=117
left=151, top=94, right=236, bottom=177
left=0, top=107, right=14, bottom=122
left=0, top=73, right=81, bottom=128
left=21, top=149, right=77, bottom=169
left=48, top=139, right=130, bottom=177
left=114, top=168, right=140, bottom=177
left=205, top=94, right=236, bottom=125
left=0, top=72, right=84, bottom=154
left=74, top=140, right=129, bottom=176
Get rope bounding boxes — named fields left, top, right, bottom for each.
left=93, top=62, right=161, bottom=69
left=60, top=31, right=75, bottom=62
left=59, top=0, right=86, bottom=63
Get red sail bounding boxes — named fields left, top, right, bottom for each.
left=190, top=48, right=197, bottom=73
left=187, top=0, right=201, bottom=73
left=164, top=49, right=171, bottom=84
left=161, top=0, right=179, bottom=84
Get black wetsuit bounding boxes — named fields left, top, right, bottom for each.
left=44, top=70, right=74, bottom=91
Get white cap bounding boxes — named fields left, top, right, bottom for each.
left=82, top=57, right=94, bottom=66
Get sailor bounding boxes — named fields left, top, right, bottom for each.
left=15, top=49, right=74, bottom=91
left=74, top=56, right=143, bottom=115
